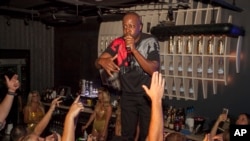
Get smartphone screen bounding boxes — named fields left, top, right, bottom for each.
left=222, top=108, right=229, bottom=115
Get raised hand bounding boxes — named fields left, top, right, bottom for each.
left=142, top=71, right=165, bottom=102
left=67, top=95, right=84, bottom=118
left=49, top=96, right=63, bottom=112
left=99, top=54, right=120, bottom=77
left=5, top=74, right=20, bottom=92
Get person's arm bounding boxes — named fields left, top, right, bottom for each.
left=62, top=96, right=84, bottom=141
left=210, top=113, right=227, bottom=138
left=95, top=52, right=119, bottom=77
left=132, top=49, right=159, bottom=75
left=23, top=106, right=31, bottom=124
left=125, top=35, right=159, bottom=75
left=33, top=97, right=62, bottom=136
left=100, top=105, right=112, bottom=140
left=0, top=74, right=20, bottom=123
left=82, top=108, right=97, bottom=130
left=142, top=71, right=165, bottom=141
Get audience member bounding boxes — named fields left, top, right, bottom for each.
left=164, top=132, right=186, bottom=141
left=62, top=95, right=84, bottom=141
left=142, top=71, right=164, bottom=141
left=23, top=90, right=45, bottom=133
left=11, top=96, right=62, bottom=141
left=205, top=112, right=250, bottom=141
left=82, top=87, right=112, bottom=141
left=0, top=74, right=20, bottom=130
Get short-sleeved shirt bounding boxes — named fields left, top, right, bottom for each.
left=104, top=33, right=160, bottom=94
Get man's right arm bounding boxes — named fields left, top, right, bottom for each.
left=95, top=52, right=112, bottom=69
left=95, top=52, right=119, bottom=77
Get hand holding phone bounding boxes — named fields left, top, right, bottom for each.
left=222, top=108, right=229, bottom=116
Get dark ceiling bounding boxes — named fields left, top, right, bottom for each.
left=0, top=0, right=243, bottom=26
left=0, top=0, right=160, bottom=25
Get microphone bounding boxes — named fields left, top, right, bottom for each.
left=126, top=46, right=132, bottom=66
left=123, top=36, right=132, bottom=66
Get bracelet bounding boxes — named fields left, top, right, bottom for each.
left=7, top=91, right=17, bottom=96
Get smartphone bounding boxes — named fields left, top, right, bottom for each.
left=80, top=95, right=86, bottom=104
left=222, top=108, right=229, bottom=115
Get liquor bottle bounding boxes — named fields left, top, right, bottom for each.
left=197, top=57, right=202, bottom=77
left=169, top=56, right=174, bottom=75
left=176, top=36, right=183, bottom=54
left=100, top=36, right=104, bottom=52
left=218, top=58, right=224, bottom=79
left=186, top=36, right=192, bottom=54
left=197, top=36, right=203, bottom=54
left=207, top=36, right=214, bottom=55
left=172, top=82, right=176, bottom=95
left=217, top=37, right=225, bottom=55
left=187, top=57, right=192, bottom=77
left=207, top=57, right=213, bottom=78
left=188, top=79, right=194, bottom=98
left=85, top=80, right=89, bottom=96
left=178, top=59, right=183, bottom=76
left=180, top=81, right=184, bottom=96
left=168, top=36, right=174, bottom=54
left=89, top=81, right=93, bottom=96
left=160, top=60, right=165, bottom=74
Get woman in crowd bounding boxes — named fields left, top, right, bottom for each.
left=23, top=90, right=45, bottom=133
left=82, top=87, right=112, bottom=141
left=203, top=112, right=250, bottom=141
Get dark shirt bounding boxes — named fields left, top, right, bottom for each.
left=105, top=33, right=160, bottom=94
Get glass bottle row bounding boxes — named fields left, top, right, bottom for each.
left=165, top=78, right=198, bottom=100
left=166, top=35, right=226, bottom=55
left=160, top=56, right=225, bottom=79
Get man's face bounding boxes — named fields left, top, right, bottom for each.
left=122, top=14, right=142, bottom=40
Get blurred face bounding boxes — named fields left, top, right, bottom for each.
left=236, top=114, right=249, bottom=125
left=122, top=13, right=142, bottom=40
left=31, top=93, right=39, bottom=102
left=98, top=91, right=103, bottom=102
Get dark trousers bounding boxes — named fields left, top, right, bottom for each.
left=121, top=94, right=151, bottom=141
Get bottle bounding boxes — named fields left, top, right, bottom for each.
left=187, top=57, right=192, bottom=77
left=217, top=37, right=224, bottom=55
left=218, top=58, right=224, bottom=79
left=89, top=81, right=93, bottom=96
left=207, top=57, right=213, bottom=78
left=168, top=36, right=174, bottom=54
left=100, top=36, right=104, bottom=52
left=178, top=60, right=183, bottom=76
left=85, top=80, right=89, bottom=96
left=172, top=82, right=176, bottom=95
left=197, top=57, right=202, bottom=77
left=189, top=80, right=194, bottom=98
left=169, top=56, right=174, bottom=75
left=180, top=81, right=184, bottom=96
left=186, top=36, right=193, bottom=54
left=197, top=36, right=203, bottom=54
left=176, top=36, right=183, bottom=54
left=207, top=36, right=214, bottom=55
left=81, top=79, right=86, bottom=95
left=160, top=60, right=165, bottom=74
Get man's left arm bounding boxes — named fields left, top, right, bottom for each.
left=131, top=39, right=160, bottom=75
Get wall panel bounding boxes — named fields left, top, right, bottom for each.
left=0, top=16, right=54, bottom=92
